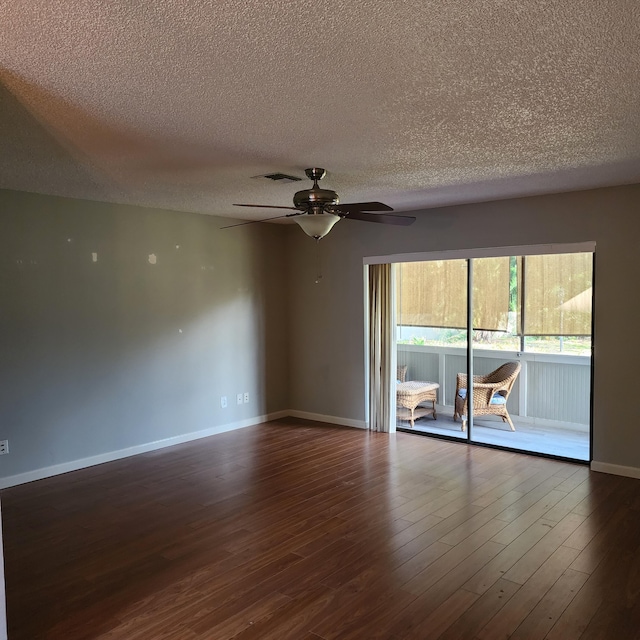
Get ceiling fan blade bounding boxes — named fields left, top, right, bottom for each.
left=220, top=214, right=293, bottom=229
left=343, top=211, right=416, bottom=226
left=233, top=203, right=299, bottom=210
left=336, top=201, right=394, bottom=213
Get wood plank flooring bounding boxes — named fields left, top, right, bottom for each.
left=2, top=418, right=640, bottom=639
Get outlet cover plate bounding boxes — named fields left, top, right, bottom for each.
left=0, top=440, right=8, bottom=455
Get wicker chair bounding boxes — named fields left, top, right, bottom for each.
left=397, top=365, right=407, bottom=383
left=453, top=362, right=521, bottom=432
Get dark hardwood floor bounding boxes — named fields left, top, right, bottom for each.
left=2, top=419, right=640, bottom=639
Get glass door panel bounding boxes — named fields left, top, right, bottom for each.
left=395, top=259, right=467, bottom=439
left=470, top=253, right=592, bottom=461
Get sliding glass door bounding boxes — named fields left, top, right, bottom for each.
left=393, top=247, right=592, bottom=462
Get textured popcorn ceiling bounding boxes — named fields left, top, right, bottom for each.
left=1, top=1, right=639, bottom=220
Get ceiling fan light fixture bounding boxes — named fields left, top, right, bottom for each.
left=294, top=212, right=340, bottom=239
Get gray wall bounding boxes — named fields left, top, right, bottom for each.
left=288, top=183, right=640, bottom=469
left=0, top=189, right=289, bottom=480
left=2, top=183, right=639, bottom=476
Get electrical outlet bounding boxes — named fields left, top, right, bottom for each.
left=220, top=396, right=228, bottom=408
left=244, top=392, right=249, bottom=403
left=0, top=440, right=8, bottom=455
left=236, top=393, right=243, bottom=405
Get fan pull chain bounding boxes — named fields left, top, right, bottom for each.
left=315, top=239, right=323, bottom=284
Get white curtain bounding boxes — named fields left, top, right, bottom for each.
left=369, top=263, right=392, bottom=432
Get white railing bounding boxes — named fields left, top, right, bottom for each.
left=397, top=344, right=591, bottom=430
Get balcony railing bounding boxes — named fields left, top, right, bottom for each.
left=397, top=344, right=591, bottom=431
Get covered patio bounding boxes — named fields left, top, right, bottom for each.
left=396, top=344, right=590, bottom=461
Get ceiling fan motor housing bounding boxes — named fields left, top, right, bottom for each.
left=293, top=168, right=339, bottom=212
left=293, top=187, right=339, bottom=211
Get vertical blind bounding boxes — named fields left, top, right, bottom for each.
left=369, top=263, right=393, bottom=432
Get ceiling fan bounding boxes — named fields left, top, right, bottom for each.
left=230, top=168, right=416, bottom=239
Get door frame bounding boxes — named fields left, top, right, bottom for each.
left=364, top=241, right=595, bottom=462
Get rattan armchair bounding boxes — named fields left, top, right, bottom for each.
left=453, top=361, right=521, bottom=432
left=397, top=365, right=407, bottom=383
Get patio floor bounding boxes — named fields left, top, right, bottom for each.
left=397, top=406, right=590, bottom=461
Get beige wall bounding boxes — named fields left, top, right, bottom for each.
left=287, top=183, right=640, bottom=469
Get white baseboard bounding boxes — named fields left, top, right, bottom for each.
left=0, top=411, right=289, bottom=490
left=286, top=410, right=367, bottom=430
left=590, top=461, right=640, bottom=479
left=5, top=412, right=639, bottom=488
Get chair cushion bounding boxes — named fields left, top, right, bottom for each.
left=458, top=389, right=507, bottom=405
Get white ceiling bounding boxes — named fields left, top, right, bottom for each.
left=1, top=1, right=639, bottom=221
